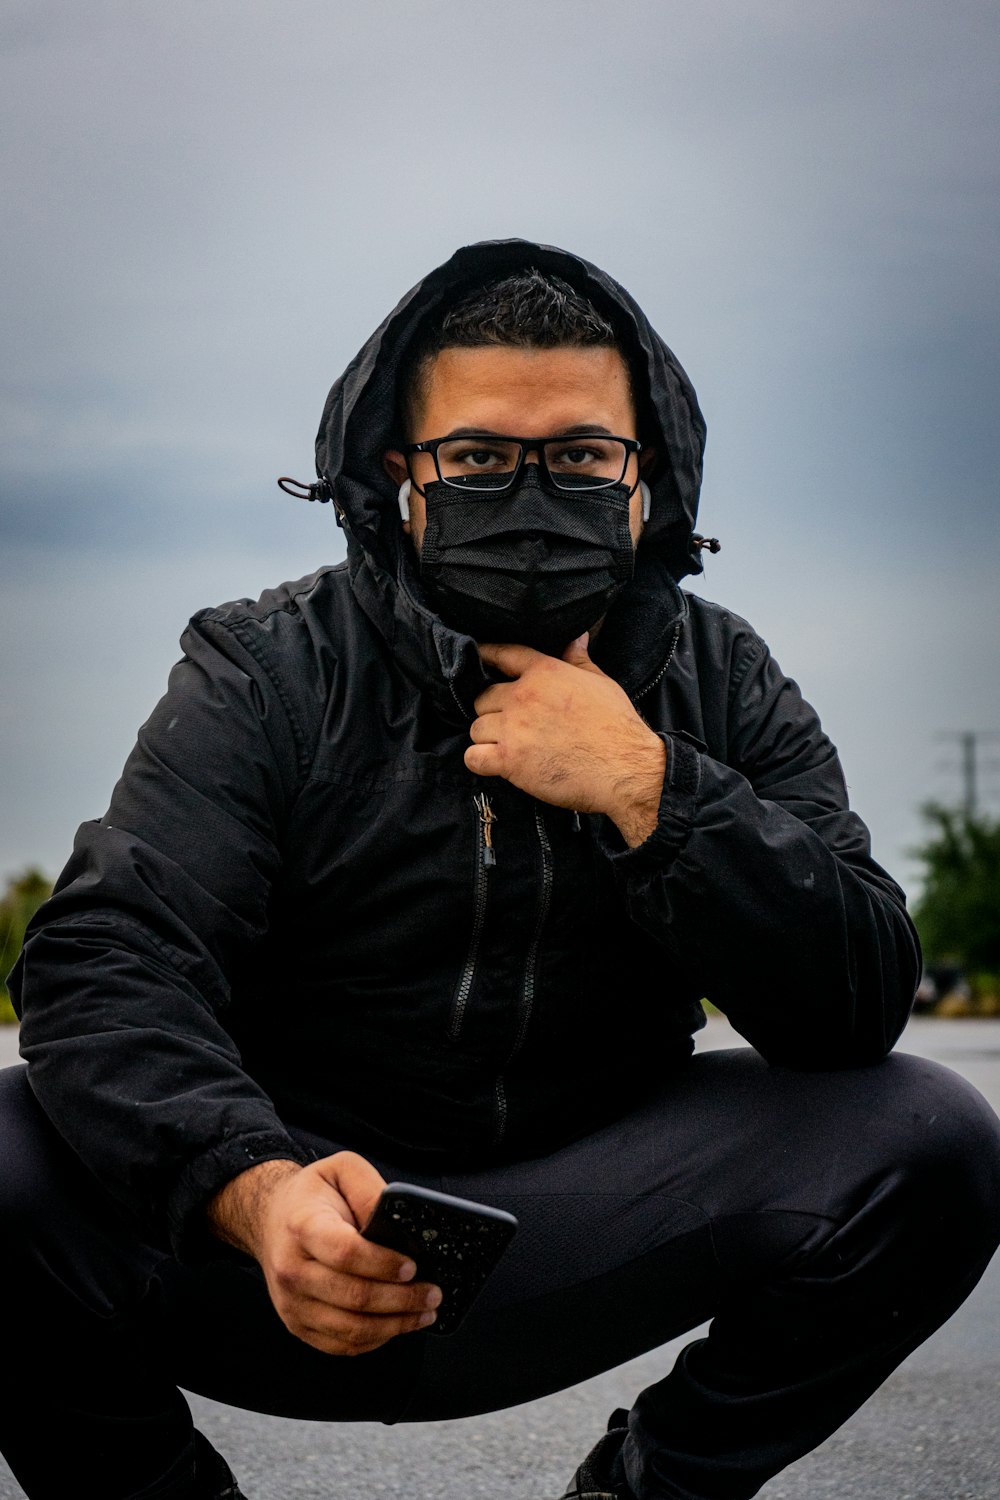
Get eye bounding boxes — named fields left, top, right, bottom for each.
left=544, top=438, right=626, bottom=483
left=547, top=443, right=605, bottom=468
left=437, top=438, right=520, bottom=475
left=457, top=447, right=506, bottom=468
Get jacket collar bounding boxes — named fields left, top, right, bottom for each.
left=348, top=529, right=687, bottom=725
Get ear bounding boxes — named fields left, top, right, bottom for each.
left=383, top=449, right=409, bottom=486
left=639, top=446, right=657, bottom=475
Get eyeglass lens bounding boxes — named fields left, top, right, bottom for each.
left=435, top=437, right=629, bottom=491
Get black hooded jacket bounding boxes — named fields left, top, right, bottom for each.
left=12, top=240, right=920, bottom=1255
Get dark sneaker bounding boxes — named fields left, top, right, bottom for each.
left=135, top=1430, right=246, bottom=1500
left=556, top=1408, right=634, bottom=1499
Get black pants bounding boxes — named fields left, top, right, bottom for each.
left=2, top=1049, right=1000, bottom=1500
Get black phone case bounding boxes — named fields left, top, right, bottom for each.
left=362, top=1182, right=518, bottom=1336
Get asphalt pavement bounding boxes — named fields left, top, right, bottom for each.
left=1, top=1015, right=998, bottom=1499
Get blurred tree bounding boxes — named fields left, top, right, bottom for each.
left=0, top=868, right=53, bottom=1023
left=911, top=805, right=1000, bottom=971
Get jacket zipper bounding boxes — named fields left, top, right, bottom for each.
left=635, top=622, right=682, bottom=701
left=447, top=793, right=496, bottom=1039
left=493, top=803, right=553, bottom=1145
left=449, top=680, right=473, bottom=722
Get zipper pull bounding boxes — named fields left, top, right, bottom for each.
left=475, top=792, right=497, bottom=867
left=571, top=810, right=582, bottom=833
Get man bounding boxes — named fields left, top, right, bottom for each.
left=5, top=239, right=1000, bottom=1500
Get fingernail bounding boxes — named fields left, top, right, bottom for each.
left=419, top=1310, right=438, bottom=1326
left=425, top=1287, right=442, bottom=1309
left=398, top=1260, right=417, bottom=1281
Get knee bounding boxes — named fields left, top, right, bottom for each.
left=0, top=1065, right=102, bottom=1257
left=0, top=1066, right=59, bottom=1237
left=0, top=1065, right=162, bottom=1326
left=872, top=1054, right=1000, bottom=1267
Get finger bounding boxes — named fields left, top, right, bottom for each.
left=318, top=1149, right=387, bottom=1231
left=311, top=1151, right=415, bottom=1279
left=472, top=682, right=511, bottom=715
left=293, top=1298, right=439, bottom=1354
left=477, top=642, right=544, bottom=678
left=468, top=715, right=500, bottom=745
left=269, top=1242, right=434, bottom=1314
left=297, top=1213, right=417, bottom=1286
left=561, top=633, right=602, bottom=673
left=560, top=631, right=590, bottom=665
left=290, top=1260, right=443, bottom=1317
left=465, top=744, right=503, bottom=778
left=295, top=1186, right=418, bottom=1284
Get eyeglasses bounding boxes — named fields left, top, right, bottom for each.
left=402, top=434, right=641, bottom=494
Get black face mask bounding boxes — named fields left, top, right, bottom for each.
left=418, top=466, right=635, bottom=654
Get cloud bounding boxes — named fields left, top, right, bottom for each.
left=3, top=0, right=999, bottom=896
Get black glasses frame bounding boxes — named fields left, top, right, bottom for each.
left=401, top=433, right=642, bottom=494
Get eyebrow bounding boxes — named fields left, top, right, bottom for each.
left=441, top=424, right=617, bottom=439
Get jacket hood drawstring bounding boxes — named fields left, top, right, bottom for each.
left=278, top=239, right=715, bottom=718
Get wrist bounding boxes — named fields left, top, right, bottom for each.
left=607, top=730, right=667, bottom=848
left=206, top=1158, right=302, bottom=1260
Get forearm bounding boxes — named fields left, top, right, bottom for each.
left=606, top=738, right=920, bottom=1063
left=14, top=906, right=308, bottom=1252
left=605, top=729, right=668, bottom=848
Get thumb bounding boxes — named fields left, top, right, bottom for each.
left=318, top=1150, right=388, bottom=1230
left=562, top=632, right=600, bottom=671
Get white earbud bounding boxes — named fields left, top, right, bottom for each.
left=640, top=479, right=652, bottom=522
left=397, top=479, right=411, bottom=522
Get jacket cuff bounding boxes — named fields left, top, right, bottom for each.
left=597, top=731, right=702, bottom=871
left=166, top=1129, right=311, bottom=1263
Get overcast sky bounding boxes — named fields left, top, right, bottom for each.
left=2, top=0, right=998, bottom=900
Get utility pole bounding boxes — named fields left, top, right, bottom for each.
left=936, top=731, right=1000, bottom=818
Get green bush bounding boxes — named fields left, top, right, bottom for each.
left=912, top=805, right=1000, bottom=971
left=0, top=868, right=53, bottom=1024
left=969, top=971, right=1000, bottom=1015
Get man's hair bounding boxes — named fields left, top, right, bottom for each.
left=400, top=267, right=632, bottom=436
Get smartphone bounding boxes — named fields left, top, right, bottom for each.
left=362, top=1182, right=518, bottom=1336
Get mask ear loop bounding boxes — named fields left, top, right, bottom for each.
left=397, top=479, right=411, bottom=521
left=639, top=479, right=652, bottom=522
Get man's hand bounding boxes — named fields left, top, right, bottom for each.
left=206, top=1153, right=441, bottom=1355
left=468, top=635, right=667, bottom=848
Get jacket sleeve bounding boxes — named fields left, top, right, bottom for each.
left=601, top=632, right=921, bottom=1066
left=10, top=607, right=313, bottom=1256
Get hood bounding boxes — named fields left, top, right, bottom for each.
left=307, top=239, right=708, bottom=720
